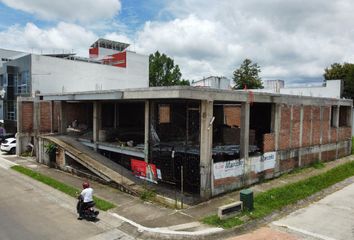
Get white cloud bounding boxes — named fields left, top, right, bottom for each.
left=2, top=0, right=354, bottom=85
left=0, top=0, right=121, bottom=23
left=0, top=22, right=97, bottom=56
left=132, top=0, right=354, bottom=84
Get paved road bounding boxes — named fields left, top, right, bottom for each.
left=0, top=156, right=133, bottom=240
left=229, top=180, right=354, bottom=240
left=273, top=182, right=354, bottom=240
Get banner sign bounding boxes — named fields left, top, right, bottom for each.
left=251, top=151, right=276, bottom=173
left=131, top=159, right=160, bottom=183
left=213, top=159, right=244, bottom=180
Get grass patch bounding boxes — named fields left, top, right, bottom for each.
left=309, top=161, right=325, bottom=169
left=352, top=137, right=354, bottom=154
left=11, top=165, right=115, bottom=211
left=202, top=160, right=354, bottom=228
left=202, top=215, right=244, bottom=229
left=140, top=187, right=156, bottom=201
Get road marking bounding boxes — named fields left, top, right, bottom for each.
left=273, top=221, right=337, bottom=240
left=0, top=156, right=18, bottom=169
left=110, top=212, right=223, bottom=236
left=86, top=228, right=134, bottom=240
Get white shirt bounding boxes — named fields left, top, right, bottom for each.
left=81, top=187, right=93, bottom=203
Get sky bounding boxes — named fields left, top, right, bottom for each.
left=0, top=0, right=353, bottom=86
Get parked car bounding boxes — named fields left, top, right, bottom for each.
left=1, top=137, right=16, bottom=154
left=0, top=133, right=15, bottom=143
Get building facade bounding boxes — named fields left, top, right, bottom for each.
left=0, top=40, right=149, bottom=132
left=17, top=87, right=353, bottom=200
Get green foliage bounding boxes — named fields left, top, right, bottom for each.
left=202, top=160, right=354, bottom=228
left=233, top=59, right=263, bottom=89
left=11, top=165, right=116, bottom=211
left=149, top=51, right=190, bottom=87
left=202, top=215, right=244, bottom=229
left=140, top=187, right=156, bottom=201
left=324, top=62, right=354, bottom=99
left=44, top=142, right=57, bottom=154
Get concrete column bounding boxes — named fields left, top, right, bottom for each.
left=59, top=102, right=67, bottom=134
left=50, top=101, right=54, bottom=133
left=16, top=97, right=23, bottom=156
left=347, top=106, right=352, bottom=128
left=144, top=100, right=149, bottom=163
left=240, top=102, right=250, bottom=161
left=16, top=97, right=23, bottom=134
left=33, top=97, right=40, bottom=135
left=289, top=105, right=294, bottom=148
left=273, top=103, right=281, bottom=172
left=200, top=100, right=213, bottom=199
left=93, top=101, right=101, bottom=145
left=319, top=106, right=324, bottom=161
left=309, top=107, right=313, bottom=146
left=298, top=105, right=304, bottom=166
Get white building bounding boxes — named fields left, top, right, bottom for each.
left=0, top=39, right=149, bottom=132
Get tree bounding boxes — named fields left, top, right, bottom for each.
left=149, top=51, right=190, bottom=87
left=324, top=62, right=354, bottom=99
left=232, top=59, right=263, bottom=89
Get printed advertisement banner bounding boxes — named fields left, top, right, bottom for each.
left=251, top=151, right=276, bottom=173
left=213, top=159, right=244, bottom=180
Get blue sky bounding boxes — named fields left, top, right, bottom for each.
left=0, top=0, right=353, bottom=85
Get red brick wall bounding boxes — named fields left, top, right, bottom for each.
left=312, top=106, right=321, bottom=145
left=214, top=176, right=241, bottom=187
left=224, top=105, right=241, bottom=127
left=330, top=128, right=337, bottom=143
left=263, top=133, right=275, bottom=152
left=277, top=105, right=345, bottom=150
left=40, top=102, right=51, bottom=133
left=22, top=102, right=33, bottom=133
left=280, top=157, right=298, bottom=172
left=322, top=106, right=331, bottom=144
left=302, top=106, right=312, bottom=147
left=301, top=153, right=319, bottom=166
left=279, top=105, right=291, bottom=150
left=321, top=150, right=337, bottom=162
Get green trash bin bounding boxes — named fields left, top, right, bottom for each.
left=240, top=189, right=254, bottom=211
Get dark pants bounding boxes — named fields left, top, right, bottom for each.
left=77, top=200, right=94, bottom=217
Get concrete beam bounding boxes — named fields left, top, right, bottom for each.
left=200, top=100, right=213, bottom=199
left=41, top=91, right=123, bottom=101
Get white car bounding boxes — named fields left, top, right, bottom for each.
left=1, top=137, right=16, bottom=154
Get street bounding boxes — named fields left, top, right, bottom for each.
left=0, top=156, right=133, bottom=240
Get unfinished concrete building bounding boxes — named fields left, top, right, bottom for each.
left=17, top=87, right=352, bottom=201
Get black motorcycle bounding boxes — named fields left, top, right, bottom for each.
left=77, top=195, right=99, bottom=221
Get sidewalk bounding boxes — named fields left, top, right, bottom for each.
left=2, top=153, right=354, bottom=239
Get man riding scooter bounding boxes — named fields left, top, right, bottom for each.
left=77, top=182, right=98, bottom=220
